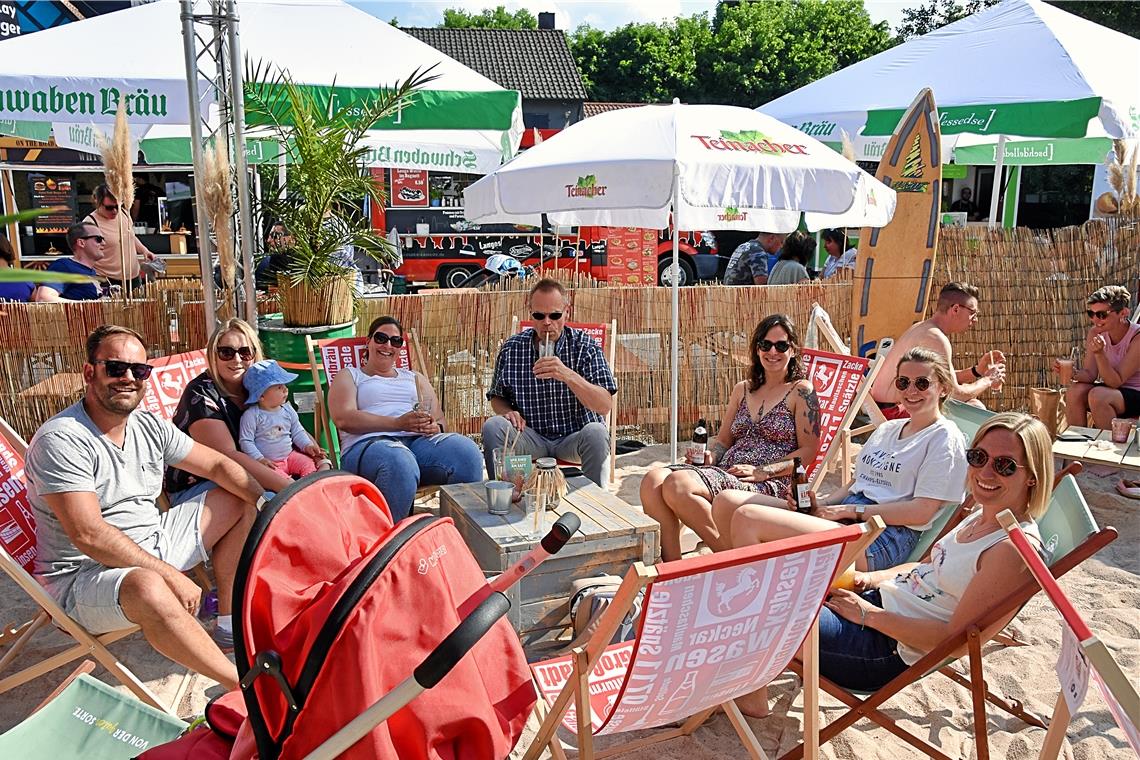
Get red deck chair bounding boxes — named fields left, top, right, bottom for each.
left=511, top=317, right=619, bottom=484
left=525, top=519, right=883, bottom=760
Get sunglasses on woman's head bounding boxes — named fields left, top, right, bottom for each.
left=216, top=345, right=253, bottom=361
left=1086, top=309, right=1116, bottom=320
left=531, top=311, right=563, bottom=322
left=965, top=447, right=1022, bottom=477
left=372, top=332, right=404, bottom=347
left=757, top=339, right=790, bottom=353
left=93, top=359, right=153, bottom=380
left=894, top=375, right=932, bottom=392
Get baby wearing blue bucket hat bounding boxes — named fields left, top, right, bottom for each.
left=239, top=359, right=331, bottom=478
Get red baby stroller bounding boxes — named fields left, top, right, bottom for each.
left=141, top=472, right=579, bottom=760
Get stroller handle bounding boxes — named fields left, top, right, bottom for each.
left=489, top=512, right=582, bottom=594
left=542, top=513, right=582, bottom=554
left=414, top=591, right=511, bottom=689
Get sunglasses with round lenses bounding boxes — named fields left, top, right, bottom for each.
left=894, top=375, right=932, bottom=392
left=1086, top=309, right=1115, bottom=320
left=757, top=340, right=790, bottom=353
left=531, top=311, right=564, bottom=321
left=216, top=345, right=254, bottom=361
left=94, top=359, right=154, bottom=380
left=372, top=333, right=405, bottom=347
left=965, top=447, right=1021, bottom=477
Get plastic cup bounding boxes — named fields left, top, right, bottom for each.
left=485, top=481, right=514, bottom=515
left=1056, top=358, right=1074, bottom=386
left=830, top=567, right=857, bottom=592
left=1110, top=418, right=1132, bottom=444
left=491, top=447, right=504, bottom=480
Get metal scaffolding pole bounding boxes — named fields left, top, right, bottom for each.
left=179, top=0, right=257, bottom=327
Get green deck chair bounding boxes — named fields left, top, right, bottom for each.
left=943, top=399, right=995, bottom=443
left=0, top=667, right=186, bottom=759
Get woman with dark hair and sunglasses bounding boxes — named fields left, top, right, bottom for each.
left=641, top=314, right=821, bottom=561
left=166, top=319, right=295, bottom=505
left=727, top=412, right=1050, bottom=714
left=328, top=315, right=483, bottom=520
left=715, top=347, right=967, bottom=572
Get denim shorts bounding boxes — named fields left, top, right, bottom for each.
left=841, top=492, right=921, bottom=571
left=818, top=589, right=909, bottom=691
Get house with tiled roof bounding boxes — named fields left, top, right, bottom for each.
left=404, top=14, right=587, bottom=131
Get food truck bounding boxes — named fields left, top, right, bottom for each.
left=368, top=169, right=720, bottom=288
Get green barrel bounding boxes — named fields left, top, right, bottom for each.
left=258, top=314, right=355, bottom=458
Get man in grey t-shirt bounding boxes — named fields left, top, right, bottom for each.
left=25, top=325, right=264, bottom=692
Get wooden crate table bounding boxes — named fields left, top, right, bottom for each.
left=1053, top=424, right=1140, bottom=474
left=439, top=477, right=659, bottom=649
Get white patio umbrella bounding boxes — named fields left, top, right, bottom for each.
left=464, top=101, right=898, bottom=459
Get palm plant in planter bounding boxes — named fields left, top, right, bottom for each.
left=244, top=62, right=435, bottom=327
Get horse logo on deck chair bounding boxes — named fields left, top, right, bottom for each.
left=713, top=567, right=761, bottom=616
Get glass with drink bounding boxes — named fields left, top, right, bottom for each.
left=830, top=566, right=857, bottom=592
left=1110, top=418, right=1132, bottom=444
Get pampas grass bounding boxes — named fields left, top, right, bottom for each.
left=202, top=141, right=235, bottom=321
left=96, top=100, right=136, bottom=297
left=840, top=129, right=856, bottom=162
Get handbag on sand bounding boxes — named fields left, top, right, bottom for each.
left=1028, top=387, right=1066, bottom=439
left=559, top=575, right=643, bottom=654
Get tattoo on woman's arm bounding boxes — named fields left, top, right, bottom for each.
left=711, top=441, right=728, bottom=465
left=798, top=386, right=821, bottom=436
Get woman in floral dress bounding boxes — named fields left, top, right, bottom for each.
left=640, top=314, right=821, bottom=560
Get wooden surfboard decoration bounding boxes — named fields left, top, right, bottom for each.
left=851, top=88, right=941, bottom=358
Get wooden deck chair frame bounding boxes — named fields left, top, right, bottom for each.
left=525, top=519, right=884, bottom=760
left=0, top=418, right=175, bottom=714
left=510, top=316, right=619, bottom=485
left=778, top=475, right=1118, bottom=760
left=997, top=510, right=1140, bottom=760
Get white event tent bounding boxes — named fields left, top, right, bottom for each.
left=760, top=0, right=1139, bottom=222
left=0, top=0, right=523, bottom=174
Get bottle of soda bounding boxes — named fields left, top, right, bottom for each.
left=688, top=418, right=708, bottom=463
left=793, top=456, right=812, bottom=513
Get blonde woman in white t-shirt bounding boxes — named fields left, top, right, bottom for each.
left=733, top=412, right=1051, bottom=714
left=714, top=347, right=966, bottom=572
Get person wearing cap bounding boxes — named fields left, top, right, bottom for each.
left=239, top=360, right=330, bottom=478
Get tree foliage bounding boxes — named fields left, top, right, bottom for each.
left=896, top=0, right=1140, bottom=40
left=570, top=0, right=891, bottom=108
left=441, top=6, right=536, bottom=29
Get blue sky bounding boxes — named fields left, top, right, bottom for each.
left=348, top=0, right=911, bottom=33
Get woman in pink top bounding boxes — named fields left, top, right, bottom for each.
left=1054, top=285, right=1140, bottom=429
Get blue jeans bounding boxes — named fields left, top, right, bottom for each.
left=841, top=493, right=920, bottom=571
left=341, top=433, right=484, bottom=521
left=818, top=589, right=909, bottom=691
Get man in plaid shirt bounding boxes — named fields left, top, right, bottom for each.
left=483, top=279, right=618, bottom=486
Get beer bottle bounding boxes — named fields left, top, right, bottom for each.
left=688, top=418, right=708, bottom=463
left=793, top=456, right=812, bottom=513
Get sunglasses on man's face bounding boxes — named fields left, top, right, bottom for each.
left=80, top=234, right=106, bottom=243
left=372, top=332, right=405, bottom=347
left=894, top=375, right=933, bottom=392
left=531, top=311, right=564, bottom=322
left=757, top=339, right=790, bottom=353
left=216, top=345, right=254, bottom=361
left=93, top=359, right=153, bottom=380
left=1086, top=309, right=1117, bottom=320
left=965, top=447, right=1023, bottom=477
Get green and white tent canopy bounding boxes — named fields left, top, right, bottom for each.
left=759, top=0, right=1139, bottom=165
left=0, top=0, right=522, bottom=173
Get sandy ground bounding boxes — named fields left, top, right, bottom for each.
left=1, top=445, right=1136, bottom=759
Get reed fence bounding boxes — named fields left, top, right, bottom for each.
left=0, top=214, right=1134, bottom=443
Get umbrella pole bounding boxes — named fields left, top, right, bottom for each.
left=987, top=135, right=1008, bottom=228
left=670, top=168, right=680, bottom=463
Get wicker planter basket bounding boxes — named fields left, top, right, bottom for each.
left=277, top=273, right=355, bottom=327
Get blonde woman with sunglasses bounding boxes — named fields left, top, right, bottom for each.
left=715, top=347, right=967, bottom=572
left=728, top=412, right=1050, bottom=716
left=166, top=319, right=294, bottom=505
left=329, top=315, right=483, bottom=521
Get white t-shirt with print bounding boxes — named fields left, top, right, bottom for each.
left=850, top=417, right=967, bottom=530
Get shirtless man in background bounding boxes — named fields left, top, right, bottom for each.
left=870, top=281, right=1006, bottom=418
